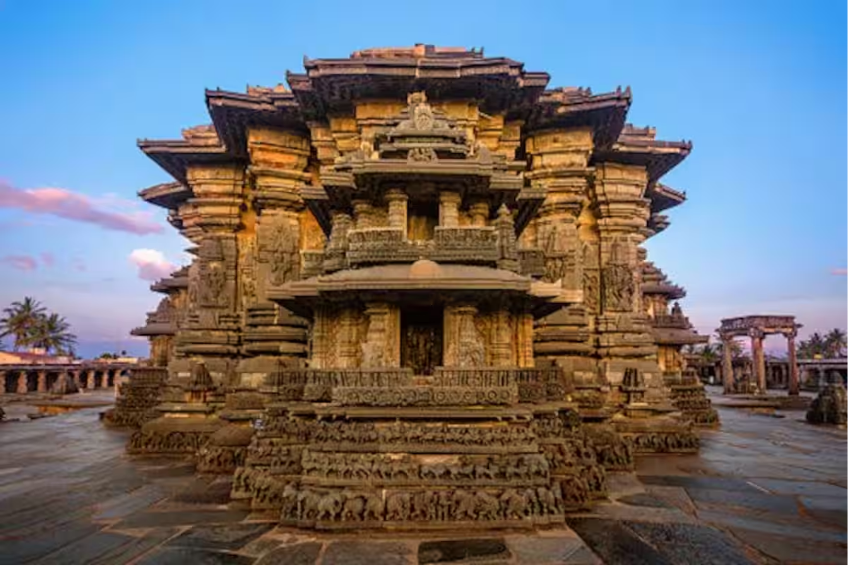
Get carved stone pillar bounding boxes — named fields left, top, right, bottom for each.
left=469, top=200, right=490, bottom=227
left=444, top=305, right=485, bottom=367
left=721, top=334, right=734, bottom=394
left=56, top=371, right=68, bottom=394
left=593, top=163, right=657, bottom=391
left=337, top=308, right=362, bottom=369
left=353, top=200, right=375, bottom=229
left=517, top=312, right=535, bottom=368
left=361, top=303, right=398, bottom=368
left=0, top=371, right=6, bottom=394
left=72, top=370, right=82, bottom=390
left=324, top=212, right=351, bottom=272
left=438, top=191, right=461, bottom=228
left=18, top=371, right=28, bottom=394
left=785, top=329, right=799, bottom=396
left=36, top=371, right=47, bottom=393
left=749, top=328, right=766, bottom=393
left=86, top=369, right=96, bottom=389
left=101, top=370, right=110, bottom=389
left=176, top=164, right=245, bottom=382
left=491, top=309, right=512, bottom=367
left=525, top=128, right=595, bottom=368
left=386, top=189, right=408, bottom=237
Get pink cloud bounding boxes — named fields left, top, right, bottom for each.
left=129, top=249, right=175, bottom=281
left=1, top=255, right=38, bottom=271
left=0, top=180, right=163, bottom=235
left=831, top=268, right=847, bottom=276
left=40, top=252, right=55, bottom=268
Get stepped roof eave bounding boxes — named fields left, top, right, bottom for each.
left=642, top=282, right=687, bottom=300
left=150, top=274, right=189, bottom=294
left=516, top=87, right=632, bottom=149
left=593, top=124, right=692, bottom=184
left=205, top=88, right=308, bottom=159
left=138, top=135, right=236, bottom=185
left=647, top=183, right=686, bottom=213
left=130, top=322, right=176, bottom=337
left=138, top=181, right=192, bottom=210
left=286, top=48, right=550, bottom=119
left=653, top=328, right=709, bottom=346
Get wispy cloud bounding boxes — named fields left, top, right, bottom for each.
left=1, top=255, right=38, bottom=271
left=129, top=248, right=175, bottom=281
left=831, top=268, right=847, bottom=276
left=40, top=252, right=55, bottom=268
left=0, top=180, right=163, bottom=235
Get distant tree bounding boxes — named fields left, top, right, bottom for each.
left=713, top=335, right=744, bottom=360
left=799, top=332, right=827, bottom=359
left=825, top=328, right=847, bottom=358
left=99, top=353, right=114, bottom=359
left=30, top=312, right=77, bottom=355
left=0, top=297, right=46, bottom=350
left=120, top=349, right=127, bottom=356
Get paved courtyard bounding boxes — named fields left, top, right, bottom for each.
left=0, top=396, right=844, bottom=565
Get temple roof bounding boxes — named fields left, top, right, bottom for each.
left=138, top=46, right=693, bottom=205
left=138, top=125, right=235, bottom=185
left=593, top=124, right=692, bottom=185
left=138, top=181, right=192, bottom=210
left=150, top=266, right=189, bottom=293
left=287, top=45, right=550, bottom=119
left=642, top=261, right=686, bottom=299
left=512, top=87, right=631, bottom=148
left=647, top=183, right=686, bottom=213
left=268, top=260, right=563, bottom=317
left=206, top=87, right=307, bottom=160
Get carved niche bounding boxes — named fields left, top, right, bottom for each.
left=198, top=238, right=229, bottom=308
left=602, top=239, right=634, bottom=313
left=258, top=214, right=301, bottom=290
left=582, top=243, right=600, bottom=313
left=458, top=311, right=486, bottom=367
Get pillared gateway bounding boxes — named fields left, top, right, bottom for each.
left=123, top=45, right=715, bottom=529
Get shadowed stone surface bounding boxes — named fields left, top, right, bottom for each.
left=114, top=509, right=250, bottom=530
left=33, top=528, right=179, bottom=565
left=166, top=522, right=274, bottom=550
left=567, top=518, right=670, bottom=565
left=256, top=542, right=324, bottom=565
left=618, top=493, right=674, bottom=508
left=623, top=521, right=754, bottom=564
left=136, top=547, right=255, bottom=565
left=504, top=535, right=589, bottom=564
left=418, top=538, right=509, bottom=564
left=321, top=541, right=415, bottom=565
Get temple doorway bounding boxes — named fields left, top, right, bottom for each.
left=401, top=306, right=443, bottom=375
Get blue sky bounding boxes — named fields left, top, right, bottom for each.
left=0, top=0, right=845, bottom=357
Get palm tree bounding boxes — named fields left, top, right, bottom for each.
left=825, top=328, right=847, bottom=358
left=30, top=313, right=77, bottom=355
left=799, top=332, right=827, bottom=359
left=700, top=343, right=719, bottom=364
left=0, top=297, right=46, bottom=351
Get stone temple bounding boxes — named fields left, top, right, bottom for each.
left=124, top=45, right=712, bottom=528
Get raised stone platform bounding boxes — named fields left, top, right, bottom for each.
left=0, top=402, right=844, bottom=564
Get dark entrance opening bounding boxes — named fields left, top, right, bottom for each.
left=401, top=306, right=443, bottom=375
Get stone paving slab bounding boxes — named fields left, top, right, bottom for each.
left=321, top=540, right=416, bottom=564
left=165, top=523, right=274, bottom=550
